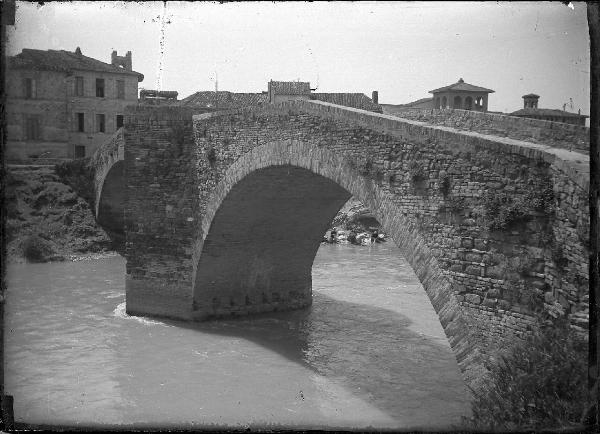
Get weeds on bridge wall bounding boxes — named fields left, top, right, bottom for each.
left=438, top=171, right=452, bottom=197
left=206, top=147, right=217, bottom=167
left=466, top=319, right=588, bottom=431
left=474, top=182, right=554, bottom=232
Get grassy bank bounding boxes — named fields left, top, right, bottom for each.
left=4, top=165, right=114, bottom=263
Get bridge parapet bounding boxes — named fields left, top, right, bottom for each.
left=387, top=107, right=589, bottom=153
left=195, top=100, right=589, bottom=190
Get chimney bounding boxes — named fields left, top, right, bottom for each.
left=111, top=50, right=133, bottom=71
left=125, top=51, right=132, bottom=71
left=372, top=90, right=379, bottom=105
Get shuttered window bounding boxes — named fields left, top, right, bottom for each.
left=24, top=115, right=41, bottom=140
left=75, top=76, right=84, bottom=96
left=24, top=78, right=36, bottom=99
left=117, top=80, right=125, bottom=99
left=96, top=114, right=105, bottom=133
left=96, top=78, right=105, bottom=97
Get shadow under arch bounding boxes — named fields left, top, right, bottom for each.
left=96, top=160, right=126, bottom=250
left=192, top=139, right=476, bottom=383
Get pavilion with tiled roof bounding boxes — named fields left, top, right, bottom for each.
left=429, top=78, right=494, bottom=111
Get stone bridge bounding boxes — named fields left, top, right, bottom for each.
left=92, top=101, right=589, bottom=388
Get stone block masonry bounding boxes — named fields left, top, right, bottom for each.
left=113, top=99, right=589, bottom=390
left=123, top=106, right=199, bottom=320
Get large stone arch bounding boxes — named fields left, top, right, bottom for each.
left=192, top=139, right=474, bottom=377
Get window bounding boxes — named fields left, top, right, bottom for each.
left=75, top=145, right=86, bottom=158
left=77, top=113, right=85, bottom=132
left=74, top=76, right=84, bottom=96
left=116, top=114, right=124, bottom=129
left=96, top=78, right=105, bottom=97
left=24, top=78, right=36, bottom=99
left=96, top=114, right=105, bottom=133
left=116, top=80, right=125, bottom=99
left=24, top=115, right=41, bottom=140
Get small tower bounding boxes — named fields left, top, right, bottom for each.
left=522, top=93, right=540, bottom=109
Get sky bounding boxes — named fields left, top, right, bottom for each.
left=6, top=1, right=591, bottom=114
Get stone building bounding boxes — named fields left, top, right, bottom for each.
left=510, top=94, right=588, bottom=126
left=429, top=78, right=494, bottom=111
left=5, top=47, right=144, bottom=161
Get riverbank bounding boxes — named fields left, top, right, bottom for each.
left=5, top=165, right=115, bottom=263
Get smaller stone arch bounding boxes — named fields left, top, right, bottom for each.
left=441, top=96, right=447, bottom=109
left=435, top=97, right=440, bottom=109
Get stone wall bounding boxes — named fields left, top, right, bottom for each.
left=5, top=65, right=140, bottom=160
left=390, top=108, right=589, bottom=153
left=67, top=70, right=140, bottom=157
left=4, top=68, right=69, bottom=160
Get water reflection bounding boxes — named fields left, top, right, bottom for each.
left=161, top=290, right=468, bottom=428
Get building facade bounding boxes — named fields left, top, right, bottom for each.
left=5, top=47, right=143, bottom=161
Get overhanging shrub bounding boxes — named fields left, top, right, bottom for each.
left=467, top=320, right=588, bottom=431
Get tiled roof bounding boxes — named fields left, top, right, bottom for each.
left=310, top=93, right=382, bottom=113
left=522, top=93, right=540, bottom=98
left=178, top=91, right=268, bottom=109
left=179, top=89, right=383, bottom=113
left=429, top=78, right=494, bottom=94
left=386, top=97, right=433, bottom=108
left=510, top=108, right=588, bottom=118
left=269, top=81, right=311, bottom=95
left=8, top=48, right=144, bottom=81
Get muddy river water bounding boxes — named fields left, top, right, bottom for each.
left=5, top=242, right=471, bottom=430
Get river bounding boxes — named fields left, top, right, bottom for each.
left=5, top=242, right=471, bottom=430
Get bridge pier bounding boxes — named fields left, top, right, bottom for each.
left=123, top=106, right=198, bottom=320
